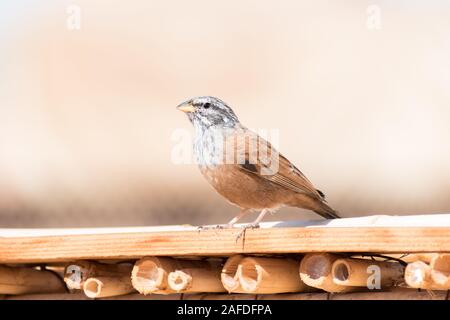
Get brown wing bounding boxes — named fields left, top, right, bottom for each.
left=226, top=129, right=324, bottom=199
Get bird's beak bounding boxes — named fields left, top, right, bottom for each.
left=177, top=101, right=196, bottom=113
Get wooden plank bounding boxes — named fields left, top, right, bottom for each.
left=1, top=214, right=450, bottom=238
left=1, top=225, right=450, bottom=263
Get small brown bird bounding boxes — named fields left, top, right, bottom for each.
left=177, top=96, right=339, bottom=232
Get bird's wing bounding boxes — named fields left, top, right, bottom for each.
left=227, top=130, right=324, bottom=199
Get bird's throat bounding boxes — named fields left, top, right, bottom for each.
left=193, top=125, right=230, bottom=168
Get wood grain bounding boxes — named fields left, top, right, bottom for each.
left=2, top=213, right=450, bottom=238
left=1, top=226, right=450, bottom=263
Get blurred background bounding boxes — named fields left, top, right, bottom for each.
left=1, top=0, right=449, bottom=227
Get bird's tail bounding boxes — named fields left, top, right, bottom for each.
left=313, top=201, right=340, bottom=219
left=291, top=194, right=340, bottom=219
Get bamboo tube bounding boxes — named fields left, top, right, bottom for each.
left=64, top=260, right=133, bottom=290
left=237, top=256, right=308, bottom=294
left=299, top=253, right=356, bottom=293
left=132, top=257, right=177, bottom=294
left=393, top=253, right=439, bottom=264
left=131, top=257, right=206, bottom=294
left=221, top=255, right=245, bottom=293
left=404, top=261, right=447, bottom=290
left=430, top=254, right=450, bottom=288
left=83, top=276, right=135, bottom=298
left=0, top=265, right=66, bottom=295
left=167, top=261, right=225, bottom=293
left=331, top=258, right=404, bottom=288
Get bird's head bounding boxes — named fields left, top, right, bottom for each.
left=177, top=96, right=240, bottom=129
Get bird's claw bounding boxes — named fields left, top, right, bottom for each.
left=197, top=224, right=231, bottom=232
left=235, top=223, right=260, bottom=242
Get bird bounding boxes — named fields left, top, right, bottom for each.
left=177, top=96, right=339, bottom=235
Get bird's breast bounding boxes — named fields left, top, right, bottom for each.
left=198, top=164, right=289, bottom=210
left=193, top=127, right=228, bottom=167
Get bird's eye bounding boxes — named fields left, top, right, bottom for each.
left=203, top=103, right=211, bottom=109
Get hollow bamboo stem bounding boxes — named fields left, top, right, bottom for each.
left=404, top=260, right=447, bottom=290
left=131, top=257, right=206, bottom=294
left=396, top=253, right=439, bottom=264
left=168, top=265, right=225, bottom=293
left=0, top=265, right=66, bottom=295
left=331, top=258, right=404, bottom=288
left=430, top=254, right=450, bottom=288
left=299, top=253, right=356, bottom=293
left=221, top=255, right=245, bottom=293
left=64, top=260, right=133, bottom=290
left=237, top=256, right=308, bottom=294
left=83, top=276, right=135, bottom=298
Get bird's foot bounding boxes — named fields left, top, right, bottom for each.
left=197, top=223, right=233, bottom=232
left=235, top=223, right=260, bottom=242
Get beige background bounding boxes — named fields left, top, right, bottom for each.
left=1, top=1, right=449, bottom=227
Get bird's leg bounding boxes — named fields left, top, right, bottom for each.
left=226, top=209, right=250, bottom=228
left=235, top=208, right=269, bottom=241
left=197, top=209, right=250, bottom=231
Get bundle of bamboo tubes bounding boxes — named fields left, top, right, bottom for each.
left=2, top=253, right=450, bottom=298
left=131, top=255, right=312, bottom=294
left=59, top=253, right=450, bottom=296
